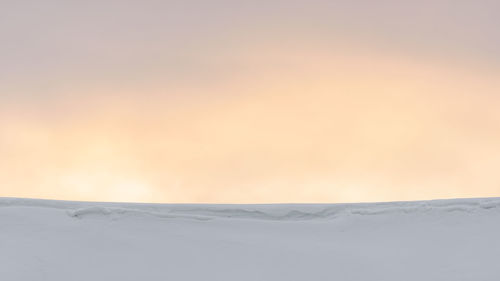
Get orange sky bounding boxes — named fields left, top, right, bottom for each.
left=1, top=0, right=499, bottom=203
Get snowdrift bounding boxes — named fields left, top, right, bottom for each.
left=2, top=197, right=500, bottom=280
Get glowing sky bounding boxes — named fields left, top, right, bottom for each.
left=1, top=0, right=499, bottom=203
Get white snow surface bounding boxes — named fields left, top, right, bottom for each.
left=2, top=197, right=500, bottom=280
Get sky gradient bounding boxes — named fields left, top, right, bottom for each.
left=1, top=0, right=499, bottom=203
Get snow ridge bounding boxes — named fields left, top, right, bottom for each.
left=1, top=197, right=500, bottom=221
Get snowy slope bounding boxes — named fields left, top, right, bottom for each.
left=1, top=197, right=500, bottom=280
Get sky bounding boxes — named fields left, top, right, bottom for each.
left=1, top=0, right=499, bottom=203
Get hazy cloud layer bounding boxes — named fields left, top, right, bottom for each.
left=1, top=0, right=499, bottom=202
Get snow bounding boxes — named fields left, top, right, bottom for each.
left=1, top=197, right=500, bottom=280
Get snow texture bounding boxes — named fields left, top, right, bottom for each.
left=1, top=197, right=500, bottom=280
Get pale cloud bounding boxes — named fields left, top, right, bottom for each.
left=1, top=46, right=499, bottom=202
left=1, top=1, right=499, bottom=203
